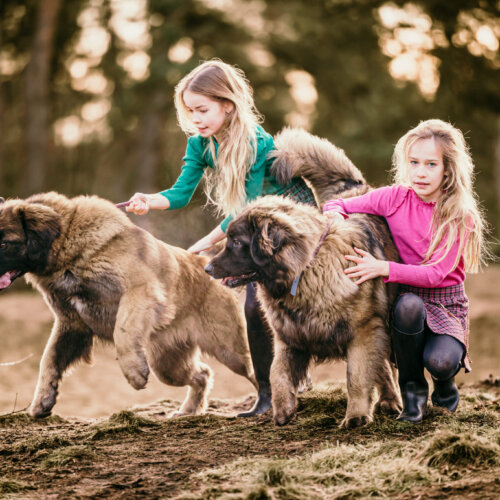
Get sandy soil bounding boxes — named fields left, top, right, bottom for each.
left=1, top=267, right=499, bottom=418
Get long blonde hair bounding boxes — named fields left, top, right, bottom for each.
left=174, top=60, right=263, bottom=217
left=391, top=119, right=488, bottom=273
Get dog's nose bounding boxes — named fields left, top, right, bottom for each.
left=204, top=263, right=213, bottom=275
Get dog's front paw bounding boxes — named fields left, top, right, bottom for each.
left=169, top=409, right=196, bottom=418
left=340, top=413, right=373, bottom=429
left=375, top=396, right=403, bottom=415
left=121, top=357, right=149, bottom=390
left=30, top=385, right=57, bottom=419
left=272, top=391, right=296, bottom=426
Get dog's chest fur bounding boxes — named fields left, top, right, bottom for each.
left=36, top=269, right=122, bottom=340
left=260, top=291, right=353, bottom=360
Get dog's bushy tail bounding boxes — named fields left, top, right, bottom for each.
left=270, top=127, right=369, bottom=207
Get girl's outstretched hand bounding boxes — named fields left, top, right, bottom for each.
left=344, top=247, right=389, bottom=285
left=125, top=193, right=170, bottom=215
left=126, top=193, right=151, bottom=215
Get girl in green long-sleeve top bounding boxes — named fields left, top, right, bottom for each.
left=126, top=60, right=315, bottom=416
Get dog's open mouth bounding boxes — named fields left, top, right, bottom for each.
left=0, top=270, right=23, bottom=290
left=221, top=272, right=257, bottom=287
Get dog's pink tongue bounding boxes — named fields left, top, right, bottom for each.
left=0, top=272, right=12, bottom=289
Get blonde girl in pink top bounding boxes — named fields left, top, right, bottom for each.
left=323, top=119, right=489, bottom=423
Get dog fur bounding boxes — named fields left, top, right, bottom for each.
left=0, top=192, right=256, bottom=418
left=207, top=128, right=402, bottom=428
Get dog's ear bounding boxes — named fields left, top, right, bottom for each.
left=250, top=216, right=288, bottom=266
left=0, top=197, right=5, bottom=204
left=19, top=204, right=61, bottom=267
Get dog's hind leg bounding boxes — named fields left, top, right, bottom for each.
left=147, top=341, right=213, bottom=416
left=375, top=359, right=402, bottom=415
left=342, top=327, right=381, bottom=429
left=176, top=358, right=213, bottom=416
left=30, top=319, right=93, bottom=418
left=270, top=337, right=309, bottom=426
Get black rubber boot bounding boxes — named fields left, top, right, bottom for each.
left=392, top=327, right=429, bottom=423
left=431, top=377, right=459, bottom=412
left=238, top=284, right=273, bottom=417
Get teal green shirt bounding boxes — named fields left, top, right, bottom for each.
left=160, top=126, right=290, bottom=232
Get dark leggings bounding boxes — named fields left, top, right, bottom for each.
left=244, top=282, right=273, bottom=390
left=393, top=293, right=464, bottom=380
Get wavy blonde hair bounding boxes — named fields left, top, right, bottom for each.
left=174, top=60, right=263, bottom=217
left=391, top=119, right=488, bottom=273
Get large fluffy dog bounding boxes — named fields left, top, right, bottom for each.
left=0, top=192, right=255, bottom=418
left=206, top=128, right=402, bottom=428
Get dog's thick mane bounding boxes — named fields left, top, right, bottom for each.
left=245, top=195, right=325, bottom=238
left=238, top=196, right=351, bottom=299
left=23, top=192, right=133, bottom=272
left=270, top=127, right=370, bottom=206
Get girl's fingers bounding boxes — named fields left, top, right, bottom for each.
left=353, top=247, right=369, bottom=256
left=345, top=268, right=364, bottom=277
left=345, top=255, right=362, bottom=263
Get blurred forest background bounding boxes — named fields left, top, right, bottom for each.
left=1, top=0, right=499, bottom=248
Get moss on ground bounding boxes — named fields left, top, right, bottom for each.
left=40, top=445, right=94, bottom=468
left=0, top=381, right=498, bottom=499
left=0, top=478, right=34, bottom=495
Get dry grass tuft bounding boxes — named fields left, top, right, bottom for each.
left=2, top=434, right=73, bottom=456
left=0, top=478, right=34, bottom=494
left=87, top=410, right=158, bottom=441
left=0, top=413, right=65, bottom=427
left=421, top=431, right=500, bottom=469
left=40, top=445, right=93, bottom=468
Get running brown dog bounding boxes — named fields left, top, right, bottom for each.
left=0, top=192, right=255, bottom=418
left=206, top=128, right=402, bottom=428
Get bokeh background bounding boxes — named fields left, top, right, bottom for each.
left=1, top=0, right=499, bottom=246
left=0, top=0, right=499, bottom=417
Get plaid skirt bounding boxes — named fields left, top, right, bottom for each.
left=398, top=283, right=471, bottom=372
left=280, top=178, right=317, bottom=207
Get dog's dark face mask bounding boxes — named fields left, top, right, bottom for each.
left=0, top=202, right=61, bottom=290
left=205, top=215, right=291, bottom=294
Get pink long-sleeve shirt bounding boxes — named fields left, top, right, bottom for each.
left=323, top=185, right=466, bottom=288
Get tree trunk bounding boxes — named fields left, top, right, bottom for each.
left=24, top=0, right=62, bottom=196
left=495, top=117, right=500, bottom=239
left=0, top=71, right=4, bottom=188
left=133, top=90, right=167, bottom=229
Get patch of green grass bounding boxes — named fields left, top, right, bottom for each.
left=2, top=434, right=73, bottom=456
left=179, top=440, right=436, bottom=499
left=39, top=445, right=93, bottom=469
left=108, top=410, right=158, bottom=427
left=260, top=462, right=287, bottom=487
left=0, top=477, right=35, bottom=494
left=421, top=431, right=500, bottom=469
left=0, top=478, right=34, bottom=495
left=172, top=381, right=500, bottom=499
left=0, top=412, right=65, bottom=427
left=87, top=410, right=158, bottom=440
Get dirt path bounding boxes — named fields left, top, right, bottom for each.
left=1, top=267, right=499, bottom=418
left=0, top=268, right=499, bottom=498
left=1, top=380, right=499, bottom=499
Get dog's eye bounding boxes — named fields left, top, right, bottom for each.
left=0, top=242, right=6, bottom=249
left=232, top=239, right=241, bottom=248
